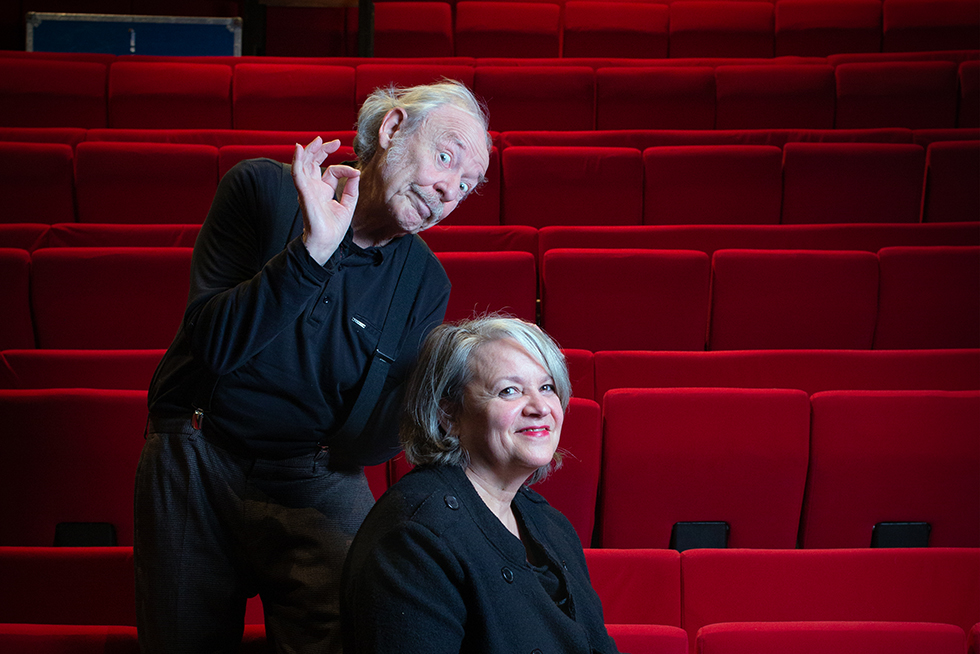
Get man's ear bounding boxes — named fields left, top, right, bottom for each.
left=378, top=107, right=408, bottom=151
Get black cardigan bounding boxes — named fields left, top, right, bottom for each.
left=342, top=465, right=622, bottom=654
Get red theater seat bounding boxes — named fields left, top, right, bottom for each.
left=43, top=223, right=201, bottom=248
left=0, top=59, right=107, bottom=128
left=232, top=64, right=355, bottom=131
left=669, top=2, right=775, bottom=59
left=532, top=398, right=601, bottom=547
left=74, top=142, right=218, bottom=225
left=595, top=67, right=716, bottom=130
left=708, top=249, right=880, bottom=350
left=434, top=251, right=537, bottom=322
left=696, top=621, right=966, bottom=654
left=30, top=247, right=192, bottom=349
left=0, top=389, right=147, bottom=546
left=373, top=2, right=454, bottom=58
left=541, top=248, right=711, bottom=351
left=0, top=349, right=164, bottom=390
left=875, top=246, right=980, bottom=349
left=0, top=224, right=49, bottom=251
left=681, top=548, right=980, bottom=647
left=714, top=65, right=836, bottom=129
left=592, top=349, right=980, bottom=401
left=960, top=61, right=980, bottom=128
left=583, top=548, right=682, bottom=627
left=473, top=66, right=595, bottom=131
left=354, top=63, right=476, bottom=108
left=600, top=388, right=811, bottom=549
left=643, top=146, right=783, bottom=225
left=503, top=146, right=643, bottom=227
left=606, top=625, right=688, bottom=654
left=0, top=624, right=140, bottom=654
left=0, top=546, right=136, bottom=624
left=970, top=623, right=980, bottom=654
left=780, top=143, right=926, bottom=224
left=455, top=1, right=561, bottom=58
left=0, top=249, right=33, bottom=350
left=218, top=144, right=355, bottom=180
left=774, top=0, right=882, bottom=57
left=921, top=140, right=980, bottom=223
left=562, top=1, right=670, bottom=59
left=108, top=62, right=232, bottom=129
left=417, top=224, right=537, bottom=255
left=835, top=62, right=959, bottom=129
left=562, top=348, right=595, bottom=401
left=801, top=390, right=980, bottom=548
left=0, top=143, right=75, bottom=225
left=882, top=0, right=980, bottom=53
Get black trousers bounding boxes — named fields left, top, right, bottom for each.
left=134, top=417, right=375, bottom=654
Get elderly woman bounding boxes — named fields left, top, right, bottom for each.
left=341, top=316, right=621, bottom=653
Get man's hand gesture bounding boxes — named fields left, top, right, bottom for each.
left=292, top=137, right=360, bottom=265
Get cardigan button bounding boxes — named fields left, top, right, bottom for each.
left=501, top=567, right=514, bottom=583
left=532, top=650, right=543, bottom=654
left=444, top=495, right=459, bottom=510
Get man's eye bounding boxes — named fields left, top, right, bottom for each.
left=459, top=182, right=470, bottom=194
left=438, top=152, right=451, bottom=164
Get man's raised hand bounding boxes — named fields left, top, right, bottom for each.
left=292, top=137, right=360, bottom=265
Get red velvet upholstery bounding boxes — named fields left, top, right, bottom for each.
left=774, top=0, right=882, bottom=56
left=455, top=1, right=561, bottom=58
left=0, top=127, right=87, bottom=147
left=563, top=348, right=595, bottom=401
left=714, top=65, right=836, bottom=129
left=583, top=548, right=682, bottom=626
left=780, top=143, right=926, bottom=224
left=418, top=224, right=536, bottom=255
left=0, top=389, right=147, bottom=545
left=875, top=246, right=980, bottom=349
left=354, top=63, right=475, bottom=108
left=0, top=59, right=107, bottom=128
left=0, top=249, right=34, bottom=350
left=669, top=2, right=775, bottom=59
left=85, top=127, right=356, bottom=148
left=921, top=140, right=980, bottom=222
left=503, top=146, right=642, bottom=227
left=74, top=142, right=218, bottom=224
left=960, top=62, right=980, bottom=128
left=708, top=249, right=879, bottom=350
left=0, top=224, right=49, bottom=251
left=600, top=388, right=811, bottom=548
left=541, top=248, right=711, bottom=351
left=373, top=2, right=454, bottom=58
left=43, top=223, right=201, bottom=248
left=595, top=67, right=716, bottom=130
left=108, top=62, right=232, bottom=129
left=264, top=6, right=349, bottom=57
left=30, top=247, right=192, bottom=349
left=593, top=349, right=980, bottom=401
left=681, top=548, right=980, bottom=648
left=835, top=62, right=960, bottom=129
left=562, top=1, right=670, bottom=59
left=970, top=622, right=980, bottom=654
left=802, top=389, right=980, bottom=548
left=232, top=64, right=356, bottom=131
left=218, top=144, right=355, bottom=180
left=473, top=66, right=595, bottom=131
left=0, top=143, right=75, bottom=225
left=696, top=621, right=966, bottom=654
left=643, top=146, right=782, bottom=225
left=364, top=462, right=389, bottom=500
left=0, top=349, right=165, bottom=390
left=537, top=223, right=980, bottom=257
left=605, top=624, right=688, bottom=654
left=435, top=251, right=537, bottom=322
left=882, top=0, right=980, bottom=52
left=435, top=145, right=499, bottom=226
left=0, top=624, right=139, bottom=654
left=0, top=546, right=136, bottom=624
left=533, top=398, right=602, bottom=547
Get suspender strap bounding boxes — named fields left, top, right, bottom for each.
left=328, top=235, right=427, bottom=450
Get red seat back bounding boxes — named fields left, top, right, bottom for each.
left=0, top=248, right=34, bottom=349
left=0, top=142, right=75, bottom=225
left=108, top=62, right=232, bottom=129
left=474, top=66, right=595, bottom=131
left=835, top=62, right=959, bottom=129
left=0, top=59, right=107, bottom=128
left=455, top=1, right=561, bottom=58
left=596, top=67, right=716, bottom=130
left=774, top=0, right=882, bottom=57
left=435, top=251, right=537, bottom=322
left=714, top=65, right=836, bottom=129
left=669, top=2, right=775, bottom=58
left=921, top=140, right=980, bottom=222
left=233, top=64, right=355, bottom=131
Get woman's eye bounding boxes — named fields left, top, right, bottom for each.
left=541, top=383, right=556, bottom=393
left=498, top=386, right=519, bottom=397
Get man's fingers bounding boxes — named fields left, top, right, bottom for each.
left=338, top=172, right=359, bottom=211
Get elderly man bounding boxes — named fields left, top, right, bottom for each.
left=135, top=80, right=491, bottom=654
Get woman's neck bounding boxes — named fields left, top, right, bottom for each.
left=464, top=466, right=522, bottom=539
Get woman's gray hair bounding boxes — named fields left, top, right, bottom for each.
left=402, top=316, right=571, bottom=485
left=353, top=79, right=492, bottom=165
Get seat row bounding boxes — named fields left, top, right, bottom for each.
left=0, top=546, right=976, bottom=653
left=3, top=140, right=978, bottom=226
left=4, top=244, right=977, bottom=351
left=2, top=55, right=978, bottom=130
left=0, top=387, right=976, bottom=550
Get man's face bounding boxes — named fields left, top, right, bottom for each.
left=378, top=104, right=490, bottom=235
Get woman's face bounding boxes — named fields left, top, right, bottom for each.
left=453, top=338, right=564, bottom=488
